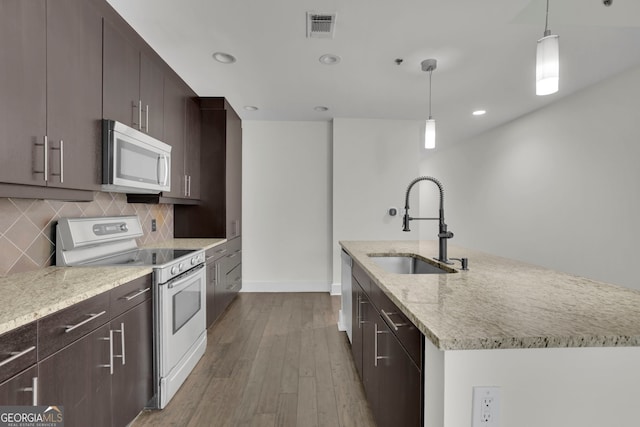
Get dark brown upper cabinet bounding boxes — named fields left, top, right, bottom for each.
left=0, top=0, right=101, bottom=195
left=103, top=19, right=164, bottom=141
left=162, top=76, right=186, bottom=199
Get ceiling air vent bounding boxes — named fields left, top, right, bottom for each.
left=306, top=12, right=336, bottom=39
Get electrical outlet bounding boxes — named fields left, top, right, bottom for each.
left=151, top=218, right=157, bottom=232
left=472, top=386, right=500, bottom=427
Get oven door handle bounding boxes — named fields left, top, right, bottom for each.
left=166, top=264, right=205, bottom=290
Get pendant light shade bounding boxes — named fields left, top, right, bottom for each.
left=536, top=34, right=559, bottom=96
left=421, top=58, right=437, bottom=150
left=424, top=119, right=436, bottom=149
left=536, top=0, right=559, bottom=96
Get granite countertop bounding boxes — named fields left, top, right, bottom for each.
left=0, top=238, right=226, bottom=335
left=340, top=240, right=640, bottom=351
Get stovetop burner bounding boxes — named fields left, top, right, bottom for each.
left=84, top=248, right=198, bottom=267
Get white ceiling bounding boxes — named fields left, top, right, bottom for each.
left=107, top=0, right=640, bottom=145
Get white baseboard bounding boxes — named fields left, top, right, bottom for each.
left=330, top=282, right=342, bottom=296
left=337, top=310, right=346, bottom=331
left=240, top=281, right=331, bottom=293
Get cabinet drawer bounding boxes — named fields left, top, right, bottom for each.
left=352, top=262, right=371, bottom=295
left=110, top=274, right=152, bottom=318
left=225, top=237, right=241, bottom=254
left=38, top=291, right=110, bottom=360
left=371, top=283, right=423, bottom=369
left=205, top=243, right=228, bottom=263
left=0, top=322, right=37, bottom=384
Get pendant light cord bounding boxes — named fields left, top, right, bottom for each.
left=428, top=69, right=433, bottom=119
left=544, top=0, right=551, bottom=36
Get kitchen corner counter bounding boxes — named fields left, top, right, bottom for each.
left=0, top=266, right=152, bottom=335
left=141, top=238, right=226, bottom=251
left=340, top=240, right=640, bottom=351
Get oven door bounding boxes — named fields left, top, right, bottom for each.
left=158, top=264, right=206, bottom=375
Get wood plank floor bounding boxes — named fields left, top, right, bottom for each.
left=133, top=293, right=377, bottom=427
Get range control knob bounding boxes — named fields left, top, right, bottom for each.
left=191, top=257, right=197, bottom=266
left=179, top=263, right=184, bottom=272
left=171, top=266, right=178, bottom=275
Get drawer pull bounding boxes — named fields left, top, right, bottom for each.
left=374, top=323, right=389, bottom=367
left=22, top=377, right=38, bottom=405
left=380, top=309, right=407, bottom=331
left=64, top=311, right=106, bottom=333
left=216, top=248, right=228, bottom=255
left=122, top=287, right=151, bottom=301
left=0, top=346, right=36, bottom=368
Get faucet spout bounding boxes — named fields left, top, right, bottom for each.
left=402, top=176, right=454, bottom=263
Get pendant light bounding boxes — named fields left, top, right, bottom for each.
left=421, top=59, right=437, bottom=149
left=536, top=0, right=559, bottom=96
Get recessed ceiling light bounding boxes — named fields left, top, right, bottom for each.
left=472, top=110, right=487, bottom=116
left=314, top=106, right=329, bottom=112
left=319, top=54, right=341, bottom=65
left=244, top=105, right=259, bottom=111
left=212, top=52, right=236, bottom=64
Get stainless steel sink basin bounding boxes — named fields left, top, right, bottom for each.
left=368, top=254, right=456, bottom=274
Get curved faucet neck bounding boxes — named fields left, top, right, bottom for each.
left=404, top=176, right=444, bottom=213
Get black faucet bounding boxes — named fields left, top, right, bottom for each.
left=402, top=176, right=454, bottom=264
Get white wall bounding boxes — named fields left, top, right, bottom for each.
left=421, top=65, right=640, bottom=290
left=332, top=118, right=423, bottom=284
left=242, top=121, right=332, bottom=291
left=434, top=343, right=640, bottom=427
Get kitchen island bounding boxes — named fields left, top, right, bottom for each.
left=340, top=240, right=640, bottom=427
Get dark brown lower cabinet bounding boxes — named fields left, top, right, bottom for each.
left=0, top=366, right=38, bottom=405
left=111, top=299, right=153, bottom=427
left=39, top=324, right=113, bottom=427
left=351, top=263, right=423, bottom=427
left=374, top=314, right=422, bottom=427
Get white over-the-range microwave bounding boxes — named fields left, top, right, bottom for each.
left=102, top=119, right=172, bottom=194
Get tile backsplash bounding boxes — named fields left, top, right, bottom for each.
left=0, top=192, right=173, bottom=276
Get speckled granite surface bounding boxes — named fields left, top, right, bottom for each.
left=0, top=266, right=151, bottom=335
left=141, top=238, right=226, bottom=251
left=0, top=238, right=226, bottom=335
left=340, top=240, right=640, bottom=351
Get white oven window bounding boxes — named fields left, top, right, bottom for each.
left=172, top=281, right=202, bottom=334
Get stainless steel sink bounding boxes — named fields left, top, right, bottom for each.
left=368, top=254, right=456, bottom=274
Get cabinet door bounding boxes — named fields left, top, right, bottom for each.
left=46, top=0, right=102, bottom=190
left=225, top=107, right=242, bottom=238
left=351, top=279, right=365, bottom=380
left=0, top=0, right=47, bottom=186
left=0, top=366, right=38, bottom=406
left=111, top=299, right=153, bottom=427
left=103, top=20, right=141, bottom=129
left=140, top=53, right=164, bottom=140
left=185, top=98, right=201, bottom=199
left=376, top=315, right=422, bottom=427
left=361, top=293, right=379, bottom=418
left=162, top=76, right=186, bottom=198
left=39, top=324, right=112, bottom=427
left=206, top=260, right=216, bottom=328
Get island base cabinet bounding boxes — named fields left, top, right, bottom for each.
left=38, top=324, right=112, bottom=427
left=0, top=366, right=38, bottom=405
left=110, top=299, right=153, bottom=427
left=375, top=315, right=422, bottom=427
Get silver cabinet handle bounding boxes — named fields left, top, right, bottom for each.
left=187, top=175, right=191, bottom=197
left=358, top=296, right=368, bottom=325
left=121, top=287, right=150, bottom=301
left=380, top=309, right=407, bottom=332
left=99, top=330, right=114, bottom=375
left=138, top=100, right=142, bottom=130
left=22, top=377, right=38, bottom=406
left=0, top=346, right=35, bottom=368
left=184, top=174, right=188, bottom=196
left=50, top=140, right=64, bottom=183
left=64, top=311, right=106, bottom=333
left=34, top=136, right=48, bottom=181
left=145, top=104, right=149, bottom=132
left=374, top=322, right=389, bottom=367
left=113, top=322, right=125, bottom=366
